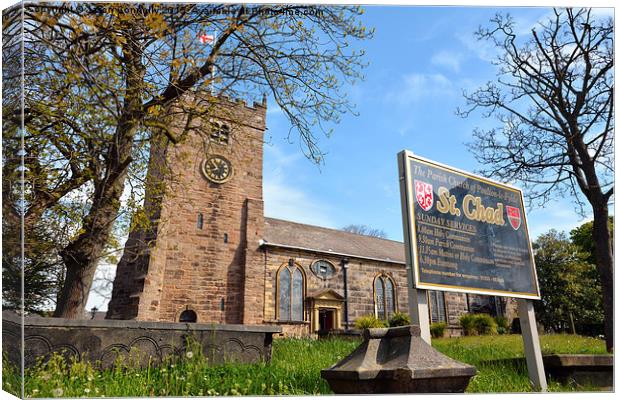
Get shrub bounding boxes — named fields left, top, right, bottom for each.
left=354, top=315, right=387, bottom=329
left=473, top=314, right=498, bottom=335
left=459, top=314, right=477, bottom=336
left=459, top=314, right=498, bottom=335
left=495, top=316, right=510, bottom=334
left=388, top=312, right=411, bottom=327
left=430, top=322, right=447, bottom=338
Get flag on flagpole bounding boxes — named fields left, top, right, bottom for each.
left=198, top=32, right=218, bottom=95
left=199, top=33, right=215, bottom=44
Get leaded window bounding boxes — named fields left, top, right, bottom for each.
left=277, top=262, right=305, bottom=321
left=374, top=274, right=396, bottom=320
left=429, top=290, right=447, bottom=323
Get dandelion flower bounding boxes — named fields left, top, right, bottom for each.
left=52, top=388, right=64, bottom=397
left=186, top=351, right=194, bottom=359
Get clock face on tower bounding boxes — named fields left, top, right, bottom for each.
left=201, top=155, right=233, bottom=184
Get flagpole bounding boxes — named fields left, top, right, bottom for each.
left=211, top=31, right=217, bottom=96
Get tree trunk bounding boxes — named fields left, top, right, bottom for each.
left=568, top=312, right=576, bottom=335
left=53, top=255, right=100, bottom=318
left=53, top=158, right=131, bottom=318
left=53, top=30, right=145, bottom=318
left=592, top=204, right=613, bottom=352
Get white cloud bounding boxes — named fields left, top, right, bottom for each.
left=263, top=174, right=334, bottom=228
left=527, top=200, right=593, bottom=240
left=385, top=72, right=454, bottom=105
left=263, top=144, right=335, bottom=228
left=589, top=8, right=614, bottom=21
left=431, top=51, right=463, bottom=72
left=459, top=33, right=499, bottom=62
left=266, top=103, right=283, bottom=116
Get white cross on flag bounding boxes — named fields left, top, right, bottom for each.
left=199, top=33, right=215, bottom=44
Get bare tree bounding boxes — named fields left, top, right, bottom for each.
left=341, top=224, right=387, bottom=239
left=458, top=8, right=613, bottom=351
left=5, top=3, right=372, bottom=318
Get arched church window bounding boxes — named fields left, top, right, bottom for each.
left=277, top=260, right=305, bottom=321
left=374, top=274, right=396, bottom=320
left=429, top=290, right=447, bottom=323
left=179, top=309, right=197, bottom=323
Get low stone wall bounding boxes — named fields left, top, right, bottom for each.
left=2, top=311, right=281, bottom=369
left=543, top=354, right=613, bottom=390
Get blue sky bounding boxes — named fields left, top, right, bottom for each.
left=84, top=5, right=613, bottom=311
left=262, top=5, right=613, bottom=242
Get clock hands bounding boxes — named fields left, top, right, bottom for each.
left=203, top=156, right=232, bottom=183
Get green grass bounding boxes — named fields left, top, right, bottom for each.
left=2, top=334, right=608, bottom=397
left=433, top=334, right=607, bottom=393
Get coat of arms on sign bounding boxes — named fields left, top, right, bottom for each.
left=506, top=206, right=522, bottom=230
left=415, top=180, right=434, bottom=211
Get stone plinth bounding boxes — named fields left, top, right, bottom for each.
left=321, top=325, right=476, bottom=393
left=2, top=311, right=281, bottom=369
left=543, top=354, right=613, bottom=390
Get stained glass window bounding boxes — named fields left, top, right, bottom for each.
left=430, top=291, right=447, bottom=323
left=374, top=275, right=397, bottom=320
left=277, top=263, right=304, bottom=321
left=385, top=278, right=395, bottom=318
left=292, top=268, right=303, bottom=321
left=278, top=269, right=291, bottom=320
left=375, top=277, right=385, bottom=320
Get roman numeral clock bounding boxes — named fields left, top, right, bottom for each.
left=201, top=155, right=233, bottom=184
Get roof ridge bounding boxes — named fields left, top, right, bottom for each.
left=264, top=216, right=404, bottom=245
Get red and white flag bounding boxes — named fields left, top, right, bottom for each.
left=199, top=33, right=215, bottom=44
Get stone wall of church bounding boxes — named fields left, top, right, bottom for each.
left=261, top=247, right=409, bottom=334
left=260, top=247, right=519, bottom=336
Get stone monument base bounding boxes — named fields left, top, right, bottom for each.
left=321, top=325, right=476, bottom=394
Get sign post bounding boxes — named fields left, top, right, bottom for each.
left=398, top=152, right=432, bottom=343
left=517, top=299, right=547, bottom=391
left=398, top=150, right=547, bottom=391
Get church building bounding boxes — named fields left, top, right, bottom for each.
left=106, top=95, right=516, bottom=336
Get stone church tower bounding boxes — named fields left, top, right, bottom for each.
left=107, top=96, right=267, bottom=325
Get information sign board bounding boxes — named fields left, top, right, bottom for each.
left=399, top=151, right=540, bottom=299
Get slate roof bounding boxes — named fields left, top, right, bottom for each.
left=262, top=217, right=406, bottom=264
